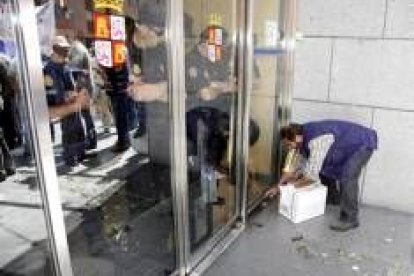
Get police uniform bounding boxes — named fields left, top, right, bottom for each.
left=105, top=64, right=135, bottom=148
left=43, top=59, right=86, bottom=166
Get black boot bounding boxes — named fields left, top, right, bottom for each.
left=0, top=150, right=6, bottom=182
left=0, top=128, right=15, bottom=177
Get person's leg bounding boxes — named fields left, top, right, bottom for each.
left=61, top=114, right=86, bottom=166
left=330, top=148, right=373, bottom=231
left=320, top=174, right=340, bottom=205
left=0, top=129, right=6, bottom=182
left=110, top=93, right=130, bottom=152
left=81, top=110, right=97, bottom=150
left=0, top=131, right=15, bottom=176
left=133, top=102, right=147, bottom=138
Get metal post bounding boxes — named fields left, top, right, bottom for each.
left=272, top=0, right=297, bottom=180
left=11, top=0, right=73, bottom=275
left=239, top=0, right=254, bottom=223
left=166, top=0, right=189, bottom=275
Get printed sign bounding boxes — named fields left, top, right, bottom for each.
left=215, top=46, right=221, bottom=61
left=110, top=16, right=126, bottom=41
left=207, top=44, right=216, bottom=63
left=112, top=41, right=126, bottom=66
left=94, top=0, right=124, bottom=13
left=215, top=28, right=223, bottom=46
left=94, top=13, right=111, bottom=39
left=208, top=28, right=215, bottom=45
left=95, top=40, right=113, bottom=67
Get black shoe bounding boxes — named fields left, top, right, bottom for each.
left=111, top=141, right=131, bottom=153
left=86, top=129, right=98, bottom=151
left=0, top=171, right=6, bottom=182
left=5, top=167, right=15, bottom=176
left=330, top=219, right=359, bottom=232
left=64, top=156, right=79, bottom=167
left=133, top=124, right=146, bottom=138
left=4, top=155, right=15, bottom=176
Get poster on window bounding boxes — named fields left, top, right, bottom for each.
left=94, top=13, right=110, bottom=40
left=207, top=44, right=216, bottom=63
left=95, top=40, right=113, bottom=67
left=110, top=16, right=126, bottom=41
left=112, top=41, right=126, bottom=66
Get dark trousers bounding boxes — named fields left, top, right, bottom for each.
left=0, top=127, right=15, bottom=179
left=339, top=147, right=373, bottom=223
left=108, top=93, right=132, bottom=145
left=81, top=110, right=97, bottom=150
left=61, top=113, right=86, bottom=163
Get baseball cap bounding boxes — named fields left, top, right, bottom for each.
left=52, top=36, right=71, bottom=48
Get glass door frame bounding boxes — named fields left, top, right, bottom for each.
left=240, top=0, right=297, bottom=221
left=168, top=0, right=248, bottom=274
left=9, top=0, right=74, bottom=275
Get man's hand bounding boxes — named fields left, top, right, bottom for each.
left=291, top=176, right=314, bottom=188
left=127, top=82, right=168, bottom=102
left=49, top=90, right=90, bottom=120
left=74, top=89, right=90, bottom=111
left=198, top=87, right=220, bottom=101
left=265, top=186, right=280, bottom=199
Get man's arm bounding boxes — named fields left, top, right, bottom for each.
left=127, top=81, right=168, bottom=102
left=264, top=171, right=302, bottom=198
left=48, top=90, right=90, bottom=120
left=299, top=134, right=334, bottom=185
left=198, top=78, right=237, bottom=101
left=265, top=134, right=334, bottom=198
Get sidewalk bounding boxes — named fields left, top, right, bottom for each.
left=205, top=202, right=414, bottom=276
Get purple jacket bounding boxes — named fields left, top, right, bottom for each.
left=302, top=120, right=377, bottom=180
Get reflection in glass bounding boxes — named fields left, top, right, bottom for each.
left=35, top=0, right=176, bottom=274
left=183, top=0, right=248, bottom=251
left=0, top=0, right=54, bottom=274
left=246, top=0, right=283, bottom=207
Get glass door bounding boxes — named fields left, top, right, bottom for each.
left=30, top=0, right=177, bottom=274
left=182, top=0, right=242, bottom=265
left=0, top=0, right=68, bottom=274
left=244, top=0, right=294, bottom=210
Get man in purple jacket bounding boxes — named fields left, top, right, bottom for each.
left=266, top=120, right=377, bottom=231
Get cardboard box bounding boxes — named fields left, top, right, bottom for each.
left=279, top=184, right=327, bottom=223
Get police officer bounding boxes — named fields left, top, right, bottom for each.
left=44, top=36, right=91, bottom=166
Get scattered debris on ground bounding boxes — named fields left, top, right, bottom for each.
left=291, top=233, right=304, bottom=242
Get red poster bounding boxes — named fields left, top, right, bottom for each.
left=112, top=41, right=127, bottom=66
left=215, top=46, right=222, bottom=61
left=208, top=27, right=215, bottom=45
left=93, top=13, right=110, bottom=39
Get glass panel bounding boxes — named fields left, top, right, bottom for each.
left=183, top=0, right=239, bottom=252
left=0, top=0, right=55, bottom=274
left=247, top=0, right=284, bottom=207
left=34, top=0, right=175, bottom=274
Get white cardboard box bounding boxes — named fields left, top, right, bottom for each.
left=279, top=183, right=327, bottom=223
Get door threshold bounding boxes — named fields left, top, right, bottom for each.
left=189, top=225, right=244, bottom=276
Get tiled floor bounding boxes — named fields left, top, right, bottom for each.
left=205, top=202, right=414, bottom=276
